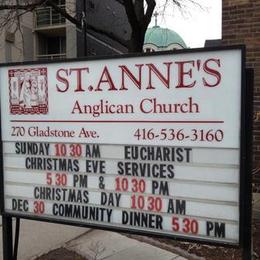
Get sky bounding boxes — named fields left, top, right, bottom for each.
left=149, top=0, right=222, bottom=48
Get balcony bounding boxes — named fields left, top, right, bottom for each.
left=36, top=53, right=66, bottom=61
left=35, top=5, right=66, bottom=29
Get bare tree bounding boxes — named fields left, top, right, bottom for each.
left=0, top=0, right=199, bottom=53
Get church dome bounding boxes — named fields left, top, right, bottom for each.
left=143, top=26, right=187, bottom=52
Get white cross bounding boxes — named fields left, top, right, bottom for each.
left=154, top=11, right=159, bottom=26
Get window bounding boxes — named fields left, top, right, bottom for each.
left=37, top=35, right=66, bottom=60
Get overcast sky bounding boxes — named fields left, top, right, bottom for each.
left=150, top=0, right=222, bottom=48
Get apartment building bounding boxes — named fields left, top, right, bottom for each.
left=0, top=0, right=129, bottom=63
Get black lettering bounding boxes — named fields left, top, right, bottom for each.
left=167, top=165, right=175, bottom=178
left=15, top=142, right=20, bottom=154
left=124, top=146, right=132, bottom=159
left=176, top=200, right=186, bottom=215
left=83, top=190, right=89, bottom=203
left=121, top=211, right=163, bottom=229
left=101, top=192, right=121, bottom=207
left=73, top=175, right=88, bottom=188
left=25, top=157, right=79, bottom=172
left=185, top=148, right=192, bottom=162
left=117, top=162, right=124, bottom=175
left=152, top=181, right=169, bottom=195
left=85, top=145, right=100, bottom=158
left=167, top=199, right=186, bottom=214
left=206, top=221, right=225, bottom=238
left=85, top=160, right=106, bottom=173
left=176, top=148, right=184, bottom=162
left=215, top=222, right=225, bottom=238
left=12, top=199, right=29, bottom=212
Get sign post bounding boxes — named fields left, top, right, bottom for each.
left=0, top=46, right=251, bottom=258
left=241, top=68, right=254, bottom=260
left=2, top=216, right=13, bottom=260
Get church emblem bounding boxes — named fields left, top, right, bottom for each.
left=9, top=68, right=48, bottom=115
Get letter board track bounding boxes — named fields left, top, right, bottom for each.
left=0, top=47, right=245, bottom=245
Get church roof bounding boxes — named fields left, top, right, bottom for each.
left=144, top=26, right=187, bottom=48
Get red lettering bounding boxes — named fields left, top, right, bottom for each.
left=140, top=98, right=153, bottom=114
left=69, top=67, right=89, bottom=92
left=56, top=69, right=69, bottom=92
left=119, top=64, right=143, bottom=90
left=95, top=66, right=117, bottom=91
left=146, top=62, right=172, bottom=89
left=203, top=59, right=221, bottom=87
left=175, top=61, right=196, bottom=88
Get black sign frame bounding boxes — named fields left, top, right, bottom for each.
left=0, top=46, right=252, bottom=259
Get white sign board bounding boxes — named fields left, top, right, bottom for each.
left=0, top=48, right=244, bottom=245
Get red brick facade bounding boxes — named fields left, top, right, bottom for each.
left=222, top=0, right=260, bottom=191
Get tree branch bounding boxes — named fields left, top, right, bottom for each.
left=134, top=0, right=144, bottom=23
left=122, top=0, right=140, bottom=31
left=0, top=0, right=47, bottom=11
left=143, top=0, right=156, bottom=28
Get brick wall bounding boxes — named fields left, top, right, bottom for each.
left=222, top=0, right=260, bottom=191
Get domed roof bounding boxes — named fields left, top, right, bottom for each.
left=144, top=26, right=187, bottom=48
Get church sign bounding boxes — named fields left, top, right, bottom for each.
left=0, top=46, right=248, bottom=246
